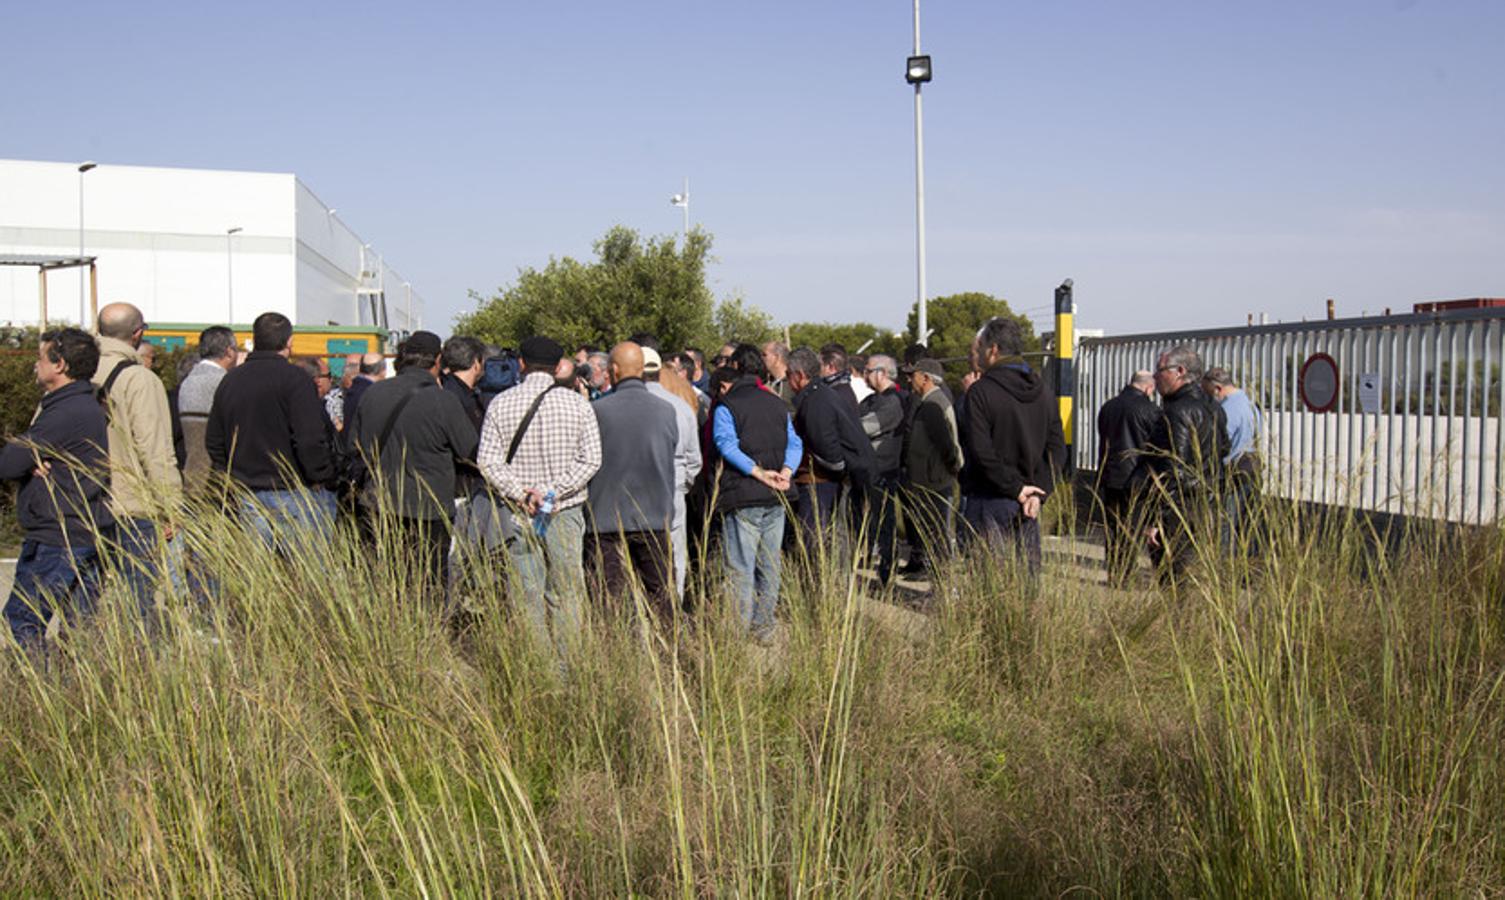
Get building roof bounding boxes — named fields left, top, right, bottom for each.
left=0, top=254, right=95, bottom=268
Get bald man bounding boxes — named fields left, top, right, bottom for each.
left=1096, top=369, right=1159, bottom=587
left=93, top=302, right=183, bottom=625
left=342, top=351, right=387, bottom=434
left=584, top=341, right=681, bottom=620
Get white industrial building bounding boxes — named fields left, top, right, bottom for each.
left=0, top=159, right=423, bottom=334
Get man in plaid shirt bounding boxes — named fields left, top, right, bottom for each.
left=478, top=336, right=601, bottom=664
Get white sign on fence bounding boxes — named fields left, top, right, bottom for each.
left=1358, top=373, right=1381, bottom=414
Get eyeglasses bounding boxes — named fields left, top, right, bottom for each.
left=314, top=372, right=332, bottom=381
left=864, top=368, right=885, bottom=375
left=1156, top=365, right=1181, bottom=374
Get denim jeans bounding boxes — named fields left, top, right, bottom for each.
left=242, top=488, right=337, bottom=557
left=506, top=504, right=586, bottom=664
left=110, top=517, right=164, bottom=631
left=961, top=495, right=1042, bottom=576
left=722, top=505, right=786, bottom=639
left=5, top=540, right=102, bottom=650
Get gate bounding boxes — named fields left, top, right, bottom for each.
left=1073, top=308, right=1505, bottom=525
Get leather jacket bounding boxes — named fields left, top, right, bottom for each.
left=1137, top=382, right=1228, bottom=511
left=1096, top=386, right=1160, bottom=491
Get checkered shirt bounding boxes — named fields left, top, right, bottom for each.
left=478, top=372, right=602, bottom=510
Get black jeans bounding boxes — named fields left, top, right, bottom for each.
left=902, top=484, right=956, bottom=570
left=588, top=530, right=675, bottom=621
left=1100, top=485, right=1142, bottom=588
left=961, top=495, right=1042, bottom=576
left=864, top=477, right=901, bottom=582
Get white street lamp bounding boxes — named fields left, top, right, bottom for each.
left=905, top=2, right=931, bottom=346
left=670, top=177, right=689, bottom=238
left=78, top=161, right=97, bottom=325
left=226, top=227, right=242, bottom=323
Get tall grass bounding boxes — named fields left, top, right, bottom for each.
left=0, top=485, right=1501, bottom=896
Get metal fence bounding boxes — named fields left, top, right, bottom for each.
left=1074, top=308, right=1505, bottom=525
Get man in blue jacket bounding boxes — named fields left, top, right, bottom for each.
left=2, top=328, right=112, bottom=650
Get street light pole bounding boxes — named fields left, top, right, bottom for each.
left=77, top=161, right=97, bottom=325
left=670, top=178, right=690, bottom=239
left=226, top=227, right=242, bottom=323
left=910, top=0, right=929, bottom=347
left=404, top=281, right=412, bottom=332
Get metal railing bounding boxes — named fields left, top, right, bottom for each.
left=1074, top=308, right=1505, bottom=525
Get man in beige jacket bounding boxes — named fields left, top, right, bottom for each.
left=92, top=302, right=183, bottom=624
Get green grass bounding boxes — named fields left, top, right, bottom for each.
left=0, top=489, right=1501, bottom=896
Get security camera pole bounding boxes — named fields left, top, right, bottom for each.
left=905, top=3, right=932, bottom=346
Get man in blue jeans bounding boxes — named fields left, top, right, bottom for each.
left=958, top=318, right=1067, bottom=577
left=207, top=312, right=339, bottom=556
left=713, top=347, right=803, bottom=641
left=2, top=328, right=113, bottom=652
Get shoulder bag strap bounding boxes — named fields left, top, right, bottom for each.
left=506, top=384, right=564, bottom=464
left=100, top=360, right=136, bottom=400
left=376, top=381, right=434, bottom=456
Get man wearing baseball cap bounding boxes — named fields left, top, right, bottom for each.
left=478, top=335, right=602, bottom=665
left=347, top=330, right=480, bottom=607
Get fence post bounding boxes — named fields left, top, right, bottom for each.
left=1055, top=279, right=1075, bottom=463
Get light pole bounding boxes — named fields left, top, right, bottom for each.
left=226, top=227, right=242, bottom=323
left=403, top=281, right=412, bottom=332
left=670, top=178, right=689, bottom=238
left=77, top=161, right=97, bottom=325
left=905, top=4, right=932, bottom=346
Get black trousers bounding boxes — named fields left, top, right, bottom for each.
left=1100, top=485, right=1142, bottom=588
left=588, top=530, right=675, bottom=621
left=902, top=484, right=956, bottom=570
left=361, top=513, right=452, bottom=608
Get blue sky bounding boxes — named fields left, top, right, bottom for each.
left=4, top=0, right=1501, bottom=337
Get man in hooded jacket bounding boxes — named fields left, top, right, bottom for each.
left=958, top=317, right=1066, bottom=576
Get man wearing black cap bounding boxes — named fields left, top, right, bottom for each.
left=899, top=357, right=962, bottom=575
left=479, top=335, right=602, bottom=664
left=347, top=330, right=479, bottom=605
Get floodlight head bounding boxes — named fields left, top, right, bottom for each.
left=78, top=161, right=97, bottom=173
left=905, top=55, right=932, bottom=84
left=670, top=193, right=687, bottom=206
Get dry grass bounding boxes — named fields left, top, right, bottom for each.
left=0, top=488, right=1501, bottom=896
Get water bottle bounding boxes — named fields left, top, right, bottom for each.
left=533, top=490, right=556, bottom=537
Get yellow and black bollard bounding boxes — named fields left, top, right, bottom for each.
left=1054, top=279, right=1074, bottom=463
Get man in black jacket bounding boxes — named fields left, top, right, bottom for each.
left=858, top=355, right=905, bottom=584
left=959, top=317, right=1067, bottom=576
left=900, top=358, right=961, bottom=575
left=788, top=347, right=873, bottom=550
left=2, top=328, right=112, bottom=650
left=1096, top=370, right=1159, bottom=587
left=348, top=331, right=480, bottom=604
left=1138, top=345, right=1228, bottom=587
left=207, top=312, right=338, bottom=549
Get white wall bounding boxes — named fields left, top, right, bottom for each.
left=0, top=159, right=423, bottom=332
left=0, top=159, right=296, bottom=326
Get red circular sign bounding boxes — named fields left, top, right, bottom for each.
left=1299, top=352, right=1339, bottom=412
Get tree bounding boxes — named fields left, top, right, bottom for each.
left=457, top=226, right=769, bottom=353
left=785, top=322, right=904, bottom=357
left=905, top=292, right=1038, bottom=373
left=712, top=293, right=778, bottom=347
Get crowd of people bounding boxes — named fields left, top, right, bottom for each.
left=1094, top=346, right=1263, bottom=589
left=2, top=301, right=1256, bottom=662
